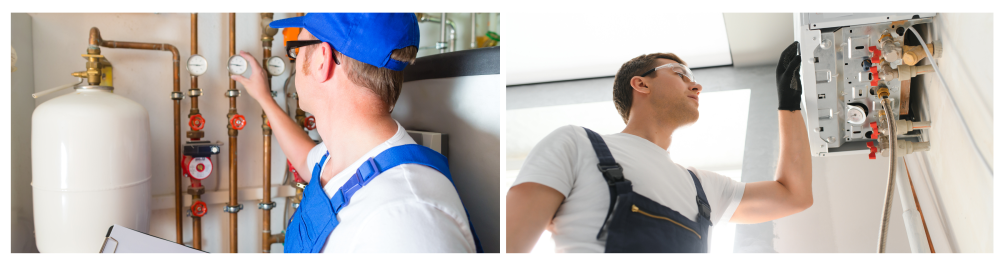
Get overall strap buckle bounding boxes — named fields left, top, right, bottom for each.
left=598, top=163, right=625, bottom=184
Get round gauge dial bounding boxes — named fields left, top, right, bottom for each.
left=846, top=104, right=868, bottom=124
left=228, top=55, right=248, bottom=75
left=266, top=56, right=286, bottom=76
left=186, top=54, right=208, bottom=76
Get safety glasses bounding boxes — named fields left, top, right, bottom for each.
left=286, top=40, right=340, bottom=65
left=639, top=63, right=696, bottom=84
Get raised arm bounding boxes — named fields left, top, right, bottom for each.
left=730, top=42, right=813, bottom=224
left=231, top=51, right=316, bottom=179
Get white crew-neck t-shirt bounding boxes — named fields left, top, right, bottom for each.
left=302, top=120, right=476, bottom=253
left=511, top=125, right=745, bottom=253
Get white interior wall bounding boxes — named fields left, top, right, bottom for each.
left=773, top=154, right=911, bottom=253
left=913, top=13, right=993, bottom=253
left=23, top=12, right=494, bottom=253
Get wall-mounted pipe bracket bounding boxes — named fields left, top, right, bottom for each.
left=188, top=88, right=202, bottom=97
left=171, top=91, right=184, bottom=100
left=258, top=202, right=277, bottom=210
left=224, top=204, right=244, bottom=213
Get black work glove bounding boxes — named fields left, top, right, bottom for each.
left=776, top=41, right=803, bottom=111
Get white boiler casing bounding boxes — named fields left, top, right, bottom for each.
left=31, top=86, right=152, bottom=253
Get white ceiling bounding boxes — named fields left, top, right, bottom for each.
left=723, top=13, right=794, bottom=67
left=504, top=13, right=733, bottom=86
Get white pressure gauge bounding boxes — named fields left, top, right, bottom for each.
left=846, top=104, right=868, bottom=124
left=266, top=56, right=286, bottom=76
left=228, top=54, right=248, bottom=75
left=186, top=54, right=208, bottom=76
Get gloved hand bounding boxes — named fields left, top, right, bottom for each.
left=776, top=41, right=803, bottom=111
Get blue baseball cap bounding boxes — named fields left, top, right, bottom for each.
left=270, top=13, right=420, bottom=71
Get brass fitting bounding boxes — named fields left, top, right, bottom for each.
left=876, top=86, right=890, bottom=98
left=261, top=13, right=278, bottom=44
left=187, top=130, right=206, bottom=139
left=902, top=43, right=936, bottom=66
left=186, top=186, right=206, bottom=196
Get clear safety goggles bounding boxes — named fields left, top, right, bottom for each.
left=639, top=63, right=696, bottom=84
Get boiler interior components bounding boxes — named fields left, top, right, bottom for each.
left=796, top=13, right=935, bottom=156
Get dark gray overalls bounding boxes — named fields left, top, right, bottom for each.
left=583, top=127, right=712, bottom=253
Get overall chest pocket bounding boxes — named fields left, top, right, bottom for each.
left=631, top=204, right=701, bottom=239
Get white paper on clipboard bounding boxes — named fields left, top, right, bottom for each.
left=100, top=224, right=207, bottom=253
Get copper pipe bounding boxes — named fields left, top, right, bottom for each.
left=188, top=13, right=204, bottom=250
left=192, top=193, right=202, bottom=250
left=260, top=12, right=279, bottom=253
left=89, top=27, right=184, bottom=244
left=903, top=159, right=935, bottom=252
left=227, top=12, right=239, bottom=253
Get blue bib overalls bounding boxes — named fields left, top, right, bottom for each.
left=583, top=127, right=712, bottom=253
left=283, top=144, right=484, bottom=253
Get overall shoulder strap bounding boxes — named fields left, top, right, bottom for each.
left=687, top=170, right=712, bottom=223
left=582, top=127, right=631, bottom=240
left=343, top=144, right=484, bottom=253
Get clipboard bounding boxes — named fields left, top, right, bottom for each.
left=100, top=224, right=207, bottom=253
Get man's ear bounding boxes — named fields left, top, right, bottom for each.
left=630, top=76, right=651, bottom=95
left=312, top=42, right=336, bottom=83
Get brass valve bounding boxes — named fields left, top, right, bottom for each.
left=75, top=54, right=113, bottom=86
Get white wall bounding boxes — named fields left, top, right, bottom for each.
left=912, top=13, right=993, bottom=252
left=23, top=12, right=497, bottom=253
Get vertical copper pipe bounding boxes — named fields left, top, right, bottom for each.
left=260, top=12, right=278, bottom=253
left=89, top=28, right=183, bottom=243
left=189, top=12, right=203, bottom=250
left=903, top=159, right=935, bottom=252
left=228, top=12, right=239, bottom=253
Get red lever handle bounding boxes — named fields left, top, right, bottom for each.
left=191, top=201, right=208, bottom=217
left=870, top=65, right=880, bottom=86
left=230, top=114, right=246, bottom=130
left=189, top=114, right=206, bottom=131
left=288, top=159, right=304, bottom=183
left=867, top=141, right=878, bottom=160
left=870, top=121, right=880, bottom=139
left=869, top=46, right=881, bottom=64
left=304, top=116, right=317, bottom=130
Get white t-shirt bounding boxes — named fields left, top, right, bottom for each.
left=303, top=120, right=476, bottom=253
left=511, top=125, right=745, bottom=253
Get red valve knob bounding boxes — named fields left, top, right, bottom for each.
left=868, top=46, right=881, bottom=64
left=288, top=159, right=304, bottom=183
left=189, top=114, right=206, bottom=131
left=870, top=121, right=879, bottom=139
left=869, top=65, right=880, bottom=86
left=230, top=114, right=246, bottom=130
left=304, top=116, right=317, bottom=130
left=191, top=201, right=208, bottom=217
left=867, top=141, right=878, bottom=160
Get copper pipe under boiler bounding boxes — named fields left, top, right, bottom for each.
left=227, top=12, right=240, bottom=253
left=88, top=27, right=184, bottom=244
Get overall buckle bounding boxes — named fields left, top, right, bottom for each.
left=597, top=163, right=625, bottom=184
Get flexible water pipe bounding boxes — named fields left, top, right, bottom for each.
left=877, top=97, right=898, bottom=253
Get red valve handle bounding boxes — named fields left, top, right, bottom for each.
left=867, top=141, right=878, bottom=160
left=189, top=114, right=206, bottom=131
left=304, top=116, right=317, bottom=130
left=870, top=121, right=880, bottom=139
left=191, top=201, right=208, bottom=217
left=230, top=114, right=246, bottom=130
left=868, top=46, right=881, bottom=64
left=288, top=159, right=304, bottom=183
left=869, top=65, right=880, bottom=86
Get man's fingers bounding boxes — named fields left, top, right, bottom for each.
left=230, top=74, right=249, bottom=84
left=239, top=50, right=264, bottom=75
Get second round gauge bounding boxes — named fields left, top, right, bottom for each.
left=266, top=56, right=286, bottom=76
left=228, top=55, right=248, bottom=75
